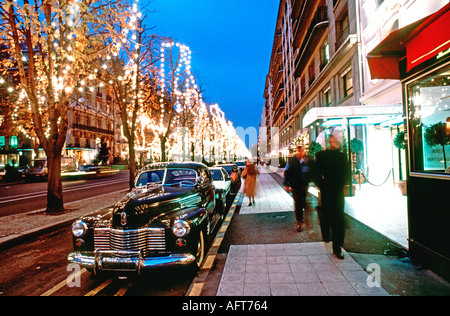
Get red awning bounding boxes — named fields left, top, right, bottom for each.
left=367, top=3, right=450, bottom=80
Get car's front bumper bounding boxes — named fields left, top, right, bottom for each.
left=68, top=250, right=195, bottom=274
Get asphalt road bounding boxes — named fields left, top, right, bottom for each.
left=0, top=171, right=130, bottom=217
left=0, top=193, right=234, bottom=296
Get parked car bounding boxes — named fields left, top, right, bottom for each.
left=235, top=160, right=247, bottom=172
left=0, top=167, right=5, bottom=182
left=209, top=167, right=231, bottom=215
left=68, top=162, right=221, bottom=275
left=213, top=163, right=241, bottom=195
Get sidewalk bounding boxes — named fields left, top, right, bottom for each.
left=215, top=168, right=390, bottom=296
left=199, top=165, right=450, bottom=296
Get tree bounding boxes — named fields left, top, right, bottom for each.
left=424, top=122, right=450, bottom=169
left=155, top=41, right=195, bottom=162
left=0, top=0, right=132, bottom=212
left=98, top=12, right=161, bottom=189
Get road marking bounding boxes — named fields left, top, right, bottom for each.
left=201, top=255, right=215, bottom=270
left=84, top=279, right=114, bottom=296
left=114, top=282, right=132, bottom=296
left=187, top=282, right=204, bottom=296
left=40, top=268, right=87, bottom=296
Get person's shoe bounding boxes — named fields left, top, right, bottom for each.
left=333, top=252, right=345, bottom=260
left=296, top=222, right=303, bottom=232
left=248, top=202, right=252, bottom=206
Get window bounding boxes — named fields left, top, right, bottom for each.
left=308, top=62, right=315, bottom=86
left=407, top=64, right=450, bottom=174
left=320, top=41, right=330, bottom=70
left=322, top=86, right=331, bottom=107
left=9, top=136, right=18, bottom=149
left=300, top=76, right=306, bottom=97
left=335, top=12, right=349, bottom=50
left=341, top=67, right=353, bottom=98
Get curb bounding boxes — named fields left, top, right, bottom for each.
left=186, top=192, right=242, bottom=296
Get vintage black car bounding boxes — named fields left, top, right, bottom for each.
left=68, top=162, right=222, bottom=275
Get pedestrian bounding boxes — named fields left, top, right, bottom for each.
left=313, top=134, right=350, bottom=259
left=241, top=158, right=259, bottom=206
left=283, top=145, right=311, bottom=232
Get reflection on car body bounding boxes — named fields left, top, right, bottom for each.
left=68, top=162, right=223, bottom=275
left=214, top=163, right=241, bottom=195
left=209, top=167, right=231, bottom=216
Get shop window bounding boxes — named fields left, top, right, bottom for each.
left=9, top=136, right=18, bottom=149
left=407, top=64, right=450, bottom=174
left=0, top=136, right=5, bottom=149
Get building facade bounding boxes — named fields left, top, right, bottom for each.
left=262, top=0, right=449, bottom=280
left=66, top=88, right=127, bottom=167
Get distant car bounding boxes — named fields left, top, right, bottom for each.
left=209, top=167, right=231, bottom=215
left=0, top=167, right=5, bottom=182
left=214, top=163, right=241, bottom=195
left=24, top=157, right=76, bottom=181
left=68, top=162, right=220, bottom=275
left=235, top=160, right=246, bottom=172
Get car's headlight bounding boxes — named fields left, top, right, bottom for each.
left=72, top=220, right=87, bottom=237
left=172, top=220, right=190, bottom=237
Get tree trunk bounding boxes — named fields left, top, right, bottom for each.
left=128, top=144, right=136, bottom=191
left=160, top=137, right=167, bottom=162
left=443, top=145, right=447, bottom=169
left=46, top=150, right=64, bottom=213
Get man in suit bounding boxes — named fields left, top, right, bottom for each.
left=314, top=134, right=350, bottom=259
left=283, top=145, right=311, bottom=232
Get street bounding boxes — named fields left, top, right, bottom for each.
left=0, top=168, right=449, bottom=297
left=0, top=226, right=197, bottom=296
left=0, top=187, right=234, bottom=296
left=0, top=171, right=130, bottom=217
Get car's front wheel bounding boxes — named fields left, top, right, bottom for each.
left=194, top=230, right=205, bottom=269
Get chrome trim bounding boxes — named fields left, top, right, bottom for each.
left=68, top=251, right=195, bottom=272
left=93, top=227, right=166, bottom=253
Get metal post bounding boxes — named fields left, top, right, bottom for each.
left=347, top=118, right=353, bottom=196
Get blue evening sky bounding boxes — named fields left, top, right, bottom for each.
left=143, top=0, right=279, bottom=146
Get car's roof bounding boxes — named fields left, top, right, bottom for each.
left=141, top=161, right=208, bottom=172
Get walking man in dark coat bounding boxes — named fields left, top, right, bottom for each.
left=283, top=145, right=311, bottom=232
left=314, top=134, right=350, bottom=259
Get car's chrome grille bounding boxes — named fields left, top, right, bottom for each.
left=94, top=228, right=110, bottom=251
left=94, top=228, right=165, bottom=252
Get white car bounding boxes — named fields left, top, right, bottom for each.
left=209, top=167, right=231, bottom=215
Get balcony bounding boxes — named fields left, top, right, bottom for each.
left=294, top=6, right=329, bottom=78
left=72, top=123, right=114, bottom=136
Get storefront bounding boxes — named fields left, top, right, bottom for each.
left=368, top=3, right=450, bottom=281
left=303, top=104, right=409, bottom=248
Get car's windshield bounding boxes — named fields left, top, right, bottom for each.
left=33, top=160, right=45, bottom=168
left=165, top=168, right=197, bottom=185
left=136, top=168, right=198, bottom=187
left=210, top=169, right=223, bottom=181
left=136, top=170, right=165, bottom=186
